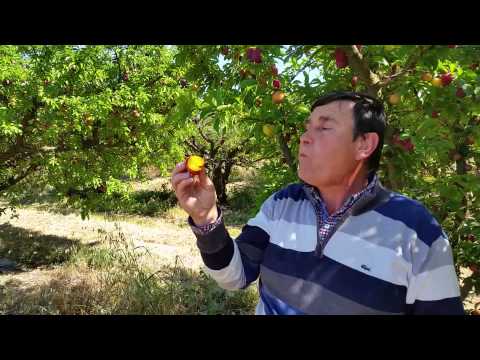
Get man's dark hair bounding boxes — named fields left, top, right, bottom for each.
left=310, top=91, right=386, bottom=172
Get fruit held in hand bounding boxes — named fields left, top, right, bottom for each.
left=186, top=155, right=205, bottom=176
left=272, top=91, right=285, bottom=104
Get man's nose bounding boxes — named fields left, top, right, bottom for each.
left=300, top=131, right=311, bottom=144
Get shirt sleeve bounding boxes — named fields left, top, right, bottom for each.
left=190, top=194, right=275, bottom=290
left=406, top=227, right=465, bottom=315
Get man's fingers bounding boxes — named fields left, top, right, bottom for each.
left=176, top=176, right=194, bottom=194
left=171, top=171, right=191, bottom=190
left=171, top=161, right=186, bottom=177
left=198, top=168, right=213, bottom=188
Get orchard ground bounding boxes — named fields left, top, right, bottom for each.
left=0, top=167, right=478, bottom=314
left=0, top=166, right=258, bottom=315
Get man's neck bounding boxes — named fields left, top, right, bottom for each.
left=316, top=171, right=370, bottom=215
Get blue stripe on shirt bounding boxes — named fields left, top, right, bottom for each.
left=262, top=243, right=408, bottom=313
left=236, top=225, right=270, bottom=287
left=374, top=194, right=443, bottom=247
left=273, top=183, right=307, bottom=202
left=406, top=297, right=465, bottom=315
left=259, top=282, right=306, bottom=315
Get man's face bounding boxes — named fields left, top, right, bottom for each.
left=298, top=100, right=361, bottom=188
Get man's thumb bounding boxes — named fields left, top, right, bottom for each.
left=198, top=167, right=212, bottom=188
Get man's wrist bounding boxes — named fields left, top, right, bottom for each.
left=192, top=208, right=219, bottom=227
left=189, top=207, right=222, bottom=236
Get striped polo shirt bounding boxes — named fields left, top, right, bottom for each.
left=192, top=178, right=464, bottom=315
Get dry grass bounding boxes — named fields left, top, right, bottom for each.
left=0, top=174, right=256, bottom=314
left=0, top=222, right=258, bottom=315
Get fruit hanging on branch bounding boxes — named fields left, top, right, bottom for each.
left=334, top=48, right=348, bottom=69
left=262, top=124, right=275, bottom=138
left=180, top=78, right=188, bottom=88
left=271, top=65, right=278, bottom=76
left=351, top=76, right=358, bottom=88
left=421, top=72, right=433, bottom=82
left=272, top=79, right=281, bottom=89
left=388, top=93, right=401, bottom=105
left=272, top=91, right=285, bottom=104
left=246, top=47, right=262, bottom=64
left=466, top=135, right=475, bottom=145
left=431, top=77, right=443, bottom=87
left=456, top=87, right=466, bottom=98
left=440, top=73, right=454, bottom=87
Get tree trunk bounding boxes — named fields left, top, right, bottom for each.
left=455, top=156, right=469, bottom=224
left=277, top=133, right=297, bottom=174
left=210, top=160, right=234, bottom=205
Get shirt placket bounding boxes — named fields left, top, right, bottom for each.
left=305, top=175, right=378, bottom=258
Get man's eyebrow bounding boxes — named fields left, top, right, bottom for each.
left=305, top=115, right=338, bottom=125
left=318, top=115, right=338, bottom=123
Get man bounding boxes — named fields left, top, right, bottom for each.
left=171, top=91, right=464, bottom=315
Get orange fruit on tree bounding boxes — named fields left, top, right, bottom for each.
left=272, top=91, right=285, bottom=104
left=431, top=78, right=443, bottom=88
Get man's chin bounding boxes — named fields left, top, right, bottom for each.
left=298, top=169, right=312, bottom=185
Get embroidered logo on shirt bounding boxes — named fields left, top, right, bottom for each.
left=361, top=264, right=371, bottom=271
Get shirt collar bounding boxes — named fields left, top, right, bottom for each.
left=303, top=172, right=378, bottom=218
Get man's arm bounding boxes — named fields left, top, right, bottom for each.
left=190, top=196, right=274, bottom=290
left=406, top=232, right=465, bottom=315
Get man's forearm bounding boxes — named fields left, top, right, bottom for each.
left=189, top=208, right=234, bottom=270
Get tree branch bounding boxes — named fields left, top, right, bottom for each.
left=341, top=45, right=381, bottom=97
left=288, top=46, right=323, bottom=83
left=0, top=162, right=40, bottom=192
left=378, top=45, right=436, bottom=87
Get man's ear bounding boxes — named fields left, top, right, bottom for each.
left=355, top=132, right=379, bottom=161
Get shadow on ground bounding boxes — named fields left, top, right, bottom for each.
left=0, top=223, right=96, bottom=268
